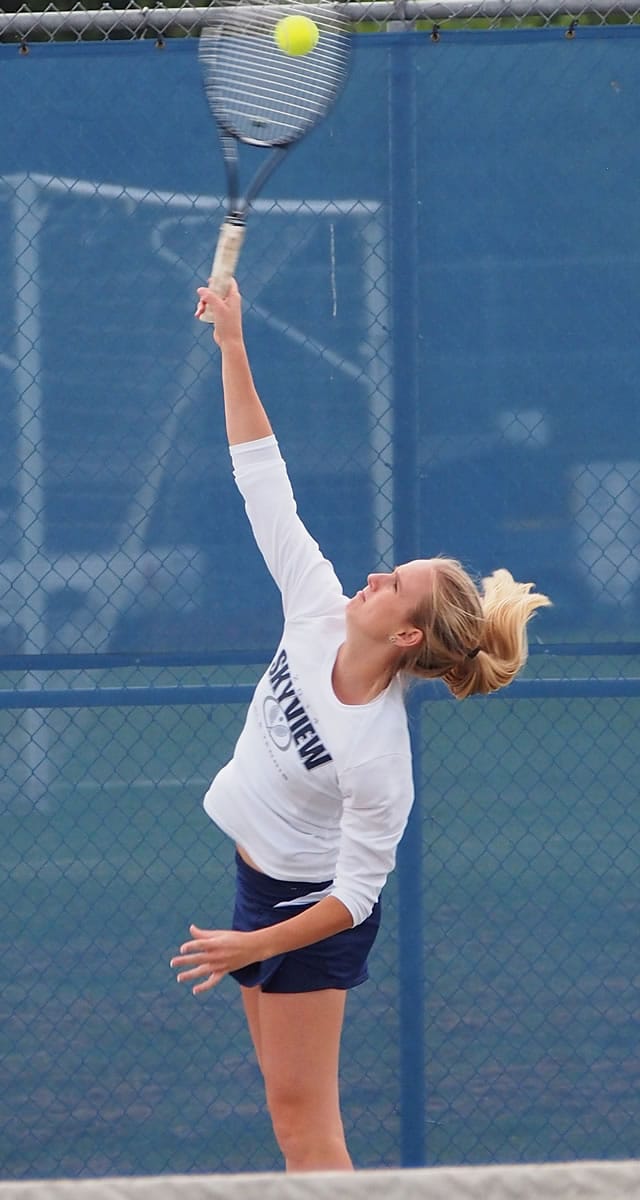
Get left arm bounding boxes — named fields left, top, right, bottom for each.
left=170, top=897, right=353, bottom=996
left=171, top=757, right=413, bottom=996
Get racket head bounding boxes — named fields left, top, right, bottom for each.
left=199, top=4, right=351, bottom=149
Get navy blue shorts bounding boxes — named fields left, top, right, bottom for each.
left=230, top=852, right=381, bottom=994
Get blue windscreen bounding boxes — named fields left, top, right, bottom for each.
left=1, top=30, right=639, bottom=658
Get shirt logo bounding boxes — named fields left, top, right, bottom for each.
left=262, top=696, right=292, bottom=751
left=264, top=647, right=333, bottom=771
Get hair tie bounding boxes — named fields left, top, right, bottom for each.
left=467, top=646, right=481, bottom=660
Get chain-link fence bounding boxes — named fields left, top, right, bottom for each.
left=1, top=0, right=639, bottom=1179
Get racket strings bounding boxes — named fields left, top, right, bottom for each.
left=215, top=73, right=333, bottom=141
left=206, top=44, right=346, bottom=138
left=200, top=6, right=350, bottom=147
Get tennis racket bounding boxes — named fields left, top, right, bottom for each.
left=197, top=3, right=351, bottom=320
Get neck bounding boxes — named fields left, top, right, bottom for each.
left=332, top=638, right=398, bottom=706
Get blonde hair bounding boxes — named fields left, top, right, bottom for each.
left=400, top=558, right=551, bottom=701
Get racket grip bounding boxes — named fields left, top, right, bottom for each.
left=198, top=221, right=246, bottom=322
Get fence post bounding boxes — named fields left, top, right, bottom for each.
left=388, top=31, right=425, bottom=1166
left=388, top=35, right=421, bottom=565
left=397, top=688, right=427, bottom=1166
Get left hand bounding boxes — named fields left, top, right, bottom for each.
left=170, top=924, right=260, bottom=996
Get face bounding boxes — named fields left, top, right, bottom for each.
left=347, top=559, right=436, bottom=648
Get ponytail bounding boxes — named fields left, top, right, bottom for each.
left=446, top=568, right=551, bottom=699
left=401, top=559, right=551, bottom=701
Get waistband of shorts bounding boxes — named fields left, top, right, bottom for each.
left=234, top=849, right=332, bottom=905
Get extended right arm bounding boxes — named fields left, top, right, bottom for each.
left=197, top=280, right=343, bottom=617
left=196, top=280, right=272, bottom=447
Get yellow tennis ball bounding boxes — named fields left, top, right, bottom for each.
left=274, top=14, right=319, bottom=56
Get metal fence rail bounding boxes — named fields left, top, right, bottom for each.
left=2, top=0, right=640, bottom=39
left=2, top=673, right=640, bottom=709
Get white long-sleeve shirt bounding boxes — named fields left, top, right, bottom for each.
left=203, top=435, right=414, bottom=927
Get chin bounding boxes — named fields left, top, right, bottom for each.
left=344, top=599, right=363, bottom=632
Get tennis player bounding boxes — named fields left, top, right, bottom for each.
left=170, top=280, right=551, bottom=1172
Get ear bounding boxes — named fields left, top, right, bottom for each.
left=394, top=626, right=423, bottom=649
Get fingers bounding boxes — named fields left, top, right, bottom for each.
left=194, top=288, right=219, bottom=321
left=195, top=284, right=232, bottom=310
left=170, top=929, right=224, bottom=995
left=192, top=973, right=222, bottom=995
left=170, top=942, right=217, bottom=966
left=194, top=278, right=241, bottom=320
left=170, top=954, right=224, bottom=995
left=169, top=923, right=237, bottom=997
left=174, top=965, right=222, bottom=995
left=196, top=286, right=219, bottom=306
left=174, top=935, right=216, bottom=956
left=169, top=952, right=204, bottom=968
left=174, top=963, right=209, bottom=982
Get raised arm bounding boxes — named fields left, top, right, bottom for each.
left=196, top=280, right=271, bottom=446
left=198, top=281, right=344, bottom=619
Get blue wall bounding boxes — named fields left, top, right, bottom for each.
left=2, top=29, right=640, bottom=657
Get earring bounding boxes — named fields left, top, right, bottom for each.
left=389, top=635, right=397, bottom=644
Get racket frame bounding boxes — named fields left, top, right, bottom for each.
left=198, top=6, right=350, bottom=318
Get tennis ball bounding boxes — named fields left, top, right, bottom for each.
left=274, top=14, right=319, bottom=56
